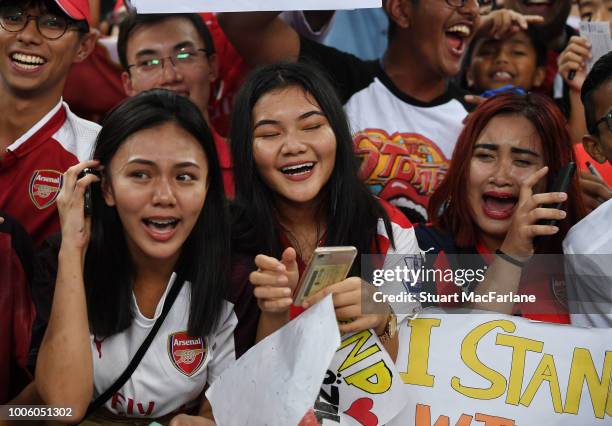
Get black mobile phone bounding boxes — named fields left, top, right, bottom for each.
left=538, top=162, right=576, bottom=227
left=78, top=168, right=101, bottom=216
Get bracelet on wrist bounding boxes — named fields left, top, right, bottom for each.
left=377, top=307, right=398, bottom=344
left=495, top=249, right=527, bottom=268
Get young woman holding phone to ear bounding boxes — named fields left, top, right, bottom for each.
left=415, top=93, right=587, bottom=323
left=36, top=90, right=256, bottom=425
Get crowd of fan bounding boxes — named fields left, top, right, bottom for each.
left=1, top=0, right=611, bottom=424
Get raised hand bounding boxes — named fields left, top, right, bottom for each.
left=56, top=160, right=100, bottom=253
left=500, top=166, right=568, bottom=258
left=558, top=36, right=592, bottom=91
left=478, top=10, right=544, bottom=40
left=250, top=247, right=299, bottom=313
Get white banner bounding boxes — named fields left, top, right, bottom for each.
left=129, top=0, right=381, bottom=13
left=388, top=309, right=612, bottom=425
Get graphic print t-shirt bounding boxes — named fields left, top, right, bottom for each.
left=299, top=37, right=471, bottom=223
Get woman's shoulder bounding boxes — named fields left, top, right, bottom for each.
left=373, top=199, right=421, bottom=254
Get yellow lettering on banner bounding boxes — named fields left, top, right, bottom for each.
left=564, top=349, right=612, bottom=418
left=344, top=360, right=392, bottom=394
left=518, top=354, right=563, bottom=413
left=495, top=332, right=544, bottom=406
left=450, top=320, right=511, bottom=400
left=400, top=318, right=441, bottom=387
left=338, top=330, right=379, bottom=372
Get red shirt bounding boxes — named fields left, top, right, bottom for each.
left=201, top=13, right=251, bottom=137
left=416, top=224, right=570, bottom=324
left=0, top=102, right=100, bottom=246
left=63, top=42, right=127, bottom=122
left=212, top=129, right=234, bottom=198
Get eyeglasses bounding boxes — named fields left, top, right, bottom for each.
left=0, top=9, right=86, bottom=40
left=127, top=48, right=210, bottom=77
left=592, top=110, right=612, bottom=134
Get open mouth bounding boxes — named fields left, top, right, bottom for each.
left=482, top=193, right=518, bottom=219
left=11, top=52, right=47, bottom=70
left=280, top=162, right=315, bottom=176
left=445, top=24, right=472, bottom=56
left=490, top=70, right=515, bottom=83
left=142, top=218, right=179, bottom=233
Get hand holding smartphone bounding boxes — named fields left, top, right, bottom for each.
left=77, top=168, right=101, bottom=216
left=293, top=246, right=357, bottom=306
left=537, top=162, right=575, bottom=227
left=533, top=162, right=575, bottom=247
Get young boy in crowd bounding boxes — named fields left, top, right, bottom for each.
left=563, top=51, right=612, bottom=328
left=0, top=0, right=98, bottom=247
left=465, top=29, right=546, bottom=95
left=504, top=0, right=575, bottom=96
left=219, top=2, right=539, bottom=222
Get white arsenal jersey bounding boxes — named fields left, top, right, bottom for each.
left=91, top=274, right=237, bottom=418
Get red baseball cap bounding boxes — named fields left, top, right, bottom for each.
left=53, top=0, right=91, bottom=26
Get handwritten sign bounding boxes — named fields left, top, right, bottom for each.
left=316, top=329, right=409, bottom=425
left=389, top=309, right=612, bottom=425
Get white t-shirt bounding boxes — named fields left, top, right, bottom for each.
left=563, top=199, right=612, bottom=328
left=91, top=274, right=238, bottom=418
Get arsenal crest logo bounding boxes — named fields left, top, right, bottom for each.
left=29, top=170, right=63, bottom=209
left=168, top=331, right=207, bottom=377
left=550, top=276, right=568, bottom=309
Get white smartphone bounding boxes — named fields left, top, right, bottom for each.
left=293, top=246, right=358, bottom=306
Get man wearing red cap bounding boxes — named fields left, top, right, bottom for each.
left=0, top=0, right=97, bottom=247
left=0, top=0, right=96, bottom=405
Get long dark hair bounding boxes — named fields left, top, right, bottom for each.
left=230, top=62, right=394, bottom=265
left=428, top=93, right=586, bottom=253
left=84, top=89, right=229, bottom=338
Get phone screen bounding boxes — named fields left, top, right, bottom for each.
left=293, top=246, right=357, bottom=306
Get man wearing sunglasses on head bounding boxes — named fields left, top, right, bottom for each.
left=0, top=0, right=98, bottom=247
left=117, top=12, right=234, bottom=197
